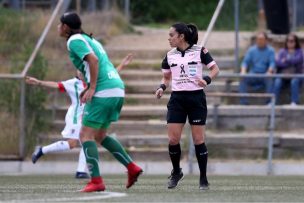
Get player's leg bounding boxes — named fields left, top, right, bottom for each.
left=167, top=123, right=184, bottom=189
left=80, top=125, right=105, bottom=192
left=239, top=77, right=249, bottom=105
left=72, top=126, right=89, bottom=179
left=96, top=97, right=142, bottom=188
left=166, top=92, right=187, bottom=189
left=263, top=77, right=274, bottom=104
left=273, top=78, right=283, bottom=104
left=290, top=78, right=300, bottom=104
left=191, top=125, right=209, bottom=190
left=188, top=90, right=209, bottom=190
left=100, top=133, right=142, bottom=188
left=75, top=147, right=89, bottom=179
left=32, top=139, right=77, bottom=164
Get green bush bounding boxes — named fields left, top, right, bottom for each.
left=0, top=8, right=48, bottom=157
left=130, top=0, right=257, bottom=30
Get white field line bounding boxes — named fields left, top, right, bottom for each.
left=7, top=191, right=127, bottom=202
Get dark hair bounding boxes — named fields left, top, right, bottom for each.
left=60, top=12, right=81, bottom=29
left=172, top=23, right=198, bottom=45
left=60, top=12, right=92, bottom=39
left=285, top=33, right=301, bottom=49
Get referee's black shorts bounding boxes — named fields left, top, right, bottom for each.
left=167, top=89, right=207, bottom=125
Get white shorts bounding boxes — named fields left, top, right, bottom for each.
left=61, top=123, right=81, bottom=140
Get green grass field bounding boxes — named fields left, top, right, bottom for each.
left=1, top=175, right=304, bottom=202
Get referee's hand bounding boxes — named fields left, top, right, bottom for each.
left=155, top=88, right=163, bottom=99
left=197, top=78, right=208, bottom=88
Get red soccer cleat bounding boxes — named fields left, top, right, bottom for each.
left=80, top=176, right=106, bottom=192
left=126, top=162, right=143, bottom=189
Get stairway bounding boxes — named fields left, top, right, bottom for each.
left=38, top=27, right=304, bottom=161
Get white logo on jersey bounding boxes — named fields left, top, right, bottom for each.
left=189, top=65, right=197, bottom=77
left=108, top=71, right=120, bottom=79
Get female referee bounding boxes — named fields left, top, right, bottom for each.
left=155, top=23, right=219, bottom=190
left=58, top=12, right=142, bottom=192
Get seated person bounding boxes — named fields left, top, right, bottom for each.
left=274, top=33, right=303, bottom=106
left=239, top=32, right=275, bottom=105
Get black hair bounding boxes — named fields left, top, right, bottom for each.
left=60, top=12, right=92, bottom=39
left=285, top=33, right=301, bottom=49
left=172, top=23, right=198, bottom=45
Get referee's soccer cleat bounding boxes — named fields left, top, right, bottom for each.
left=126, top=162, right=143, bottom=189
left=80, top=177, right=106, bottom=192
left=32, top=146, right=43, bottom=164
left=199, top=182, right=209, bottom=190
left=199, top=178, right=209, bottom=190
left=75, top=172, right=90, bottom=179
left=167, top=168, right=184, bottom=189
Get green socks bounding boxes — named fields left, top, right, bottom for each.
left=83, top=141, right=100, bottom=177
left=101, top=135, right=133, bottom=166
left=82, top=136, right=132, bottom=177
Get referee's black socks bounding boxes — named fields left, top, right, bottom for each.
left=168, top=144, right=181, bottom=173
left=195, top=143, right=208, bottom=184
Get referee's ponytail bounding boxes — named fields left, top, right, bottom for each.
left=187, top=24, right=198, bottom=45
left=172, top=23, right=198, bottom=45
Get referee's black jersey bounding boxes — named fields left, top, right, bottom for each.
left=161, top=44, right=216, bottom=91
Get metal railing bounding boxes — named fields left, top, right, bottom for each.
left=218, top=72, right=304, bottom=79
left=187, top=92, right=276, bottom=175
left=0, top=0, right=64, bottom=159
left=187, top=72, right=304, bottom=175
left=200, top=0, right=225, bottom=47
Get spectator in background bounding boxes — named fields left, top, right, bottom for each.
left=239, top=32, right=275, bottom=105
left=274, top=33, right=303, bottom=106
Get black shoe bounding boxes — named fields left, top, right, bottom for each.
left=75, top=172, right=90, bottom=179
left=167, top=168, right=184, bottom=189
left=32, top=146, right=43, bottom=164
left=199, top=179, right=209, bottom=190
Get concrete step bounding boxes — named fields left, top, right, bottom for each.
left=50, top=104, right=304, bottom=132
left=49, top=94, right=223, bottom=121
left=39, top=131, right=279, bottom=149
left=120, top=69, right=235, bottom=81
left=35, top=131, right=304, bottom=160
left=38, top=133, right=169, bottom=148
left=48, top=95, right=169, bottom=120
left=113, top=56, right=236, bottom=71
left=125, top=94, right=221, bottom=105
left=52, top=119, right=168, bottom=135
left=35, top=147, right=170, bottom=161
left=107, top=46, right=237, bottom=60
left=125, top=80, right=239, bottom=94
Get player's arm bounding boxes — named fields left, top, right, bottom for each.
left=155, top=72, right=171, bottom=99
left=26, top=76, right=58, bottom=89
left=197, top=47, right=220, bottom=87
left=155, top=55, right=171, bottom=99
left=116, top=53, right=133, bottom=73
